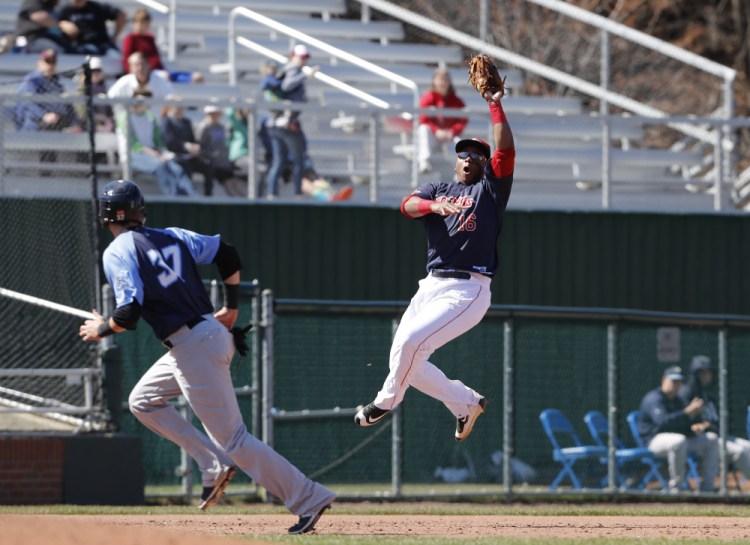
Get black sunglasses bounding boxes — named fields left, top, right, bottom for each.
left=457, top=151, right=486, bottom=161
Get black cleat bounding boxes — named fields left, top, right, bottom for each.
left=354, top=403, right=390, bottom=427
left=198, top=465, right=237, bottom=510
left=288, top=504, right=331, bottom=534
left=455, top=397, right=487, bottom=441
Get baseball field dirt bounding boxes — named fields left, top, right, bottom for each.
left=6, top=508, right=750, bottom=544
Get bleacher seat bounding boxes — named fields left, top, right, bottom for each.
left=0, top=0, right=714, bottom=208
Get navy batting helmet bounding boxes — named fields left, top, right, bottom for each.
left=99, top=179, right=146, bottom=226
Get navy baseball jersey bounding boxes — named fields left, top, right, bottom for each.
left=411, top=149, right=514, bottom=276
left=102, top=226, right=219, bottom=340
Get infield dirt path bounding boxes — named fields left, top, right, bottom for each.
left=7, top=512, right=750, bottom=543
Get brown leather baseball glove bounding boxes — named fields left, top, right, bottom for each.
left=467, top=54, right=506, bottom=104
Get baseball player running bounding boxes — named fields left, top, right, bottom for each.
left=80, top=180, right=334, bottom=534
left=355, top=57, right=514, bottom=442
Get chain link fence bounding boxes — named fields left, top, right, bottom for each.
left=0, top=197, right=103, bottom=431
left=268, top=299, right=750, bottom=499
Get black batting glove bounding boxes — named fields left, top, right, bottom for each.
left=230, top=323, right=252, bottom=357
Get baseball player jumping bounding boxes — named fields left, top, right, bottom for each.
left=80, top=180, right=334, bottom=534
left=355, top=55, right=514, bottom=442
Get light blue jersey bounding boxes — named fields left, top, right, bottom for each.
left=102, top=226, right=220, bottom=340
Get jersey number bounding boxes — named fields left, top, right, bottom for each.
left=457, top=213, right=477, bottom=231
left=147, top=244, right=183, bottom=288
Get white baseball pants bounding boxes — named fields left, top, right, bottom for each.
left=373, top=272, right=491, bottom=418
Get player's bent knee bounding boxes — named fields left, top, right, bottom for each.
left=212, top=423, right=250, bottom=455
left=128, top=389, right=156, bottom=417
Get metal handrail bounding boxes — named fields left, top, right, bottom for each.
left=232, top=36, right=391, bottom=110
left=353, top=0, right=737, bottom=209
left=227, top=6, right=421, bottom=187
left=354, top=0, right=727, bottom=145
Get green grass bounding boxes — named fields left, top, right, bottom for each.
left=4, top=502, right=750, bottom=517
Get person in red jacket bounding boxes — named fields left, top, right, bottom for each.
left=120, top=7, right=202, bottom=83
left=417, top=68, right=468, bottom=174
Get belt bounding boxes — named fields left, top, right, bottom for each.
left=163, top=316, right=206, bottom=349
left=431, top=269, right=471, bottom=280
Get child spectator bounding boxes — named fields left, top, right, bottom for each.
left=120, top=8, right=203, bottom=83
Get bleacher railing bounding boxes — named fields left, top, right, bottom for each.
left=0, top=287, right=106, bottom=431
left=227, top=6, right=421, bottom=192
left=2, top=93, right=749, bottom=210
left=352, top=0, right=740, bottom=210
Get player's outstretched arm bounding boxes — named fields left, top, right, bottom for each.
left=490, top=101, right=514, bottom=152
left=466, top=53, right=514, bottom=155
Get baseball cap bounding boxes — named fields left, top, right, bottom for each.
left=39, top=48, right=57, bottom=63
left=203, top=105, right=221, bottom=114
left=292, top=44, right=310, bottom=58
left=691, top=355, right=713, bottom=372
left=455, top=137, right=491, bottom=160
left=663, top=366, right=685, bottom=382
left=89, top=57, right=103, bottom=71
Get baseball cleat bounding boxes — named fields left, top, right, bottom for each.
left=455, top=397, right=487, bottom=441
left=199, top=465, right=237, bottom=510
left=354, top=403, right=390, bottom=427
left=288, top=503, right=332, bottom=534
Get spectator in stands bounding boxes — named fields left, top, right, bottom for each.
left=75, top=56, right=114, bottom=132
left=265, top=44, right=317, bottom=199
left=115, top=86, right=197, bottom=196
left=196, top=105, right=246, bottom=197
left=16, top=48, right=81, bottom=132
left=637, top=365, right=720, bottom=492
left=160, top=103, right=210, bottom=188
left=108, top=52, right=174, bottom=114
left=417, top=68, right=468, bottom=174
left=120, top=7, right=203, bottom=84
left=58, top=0, right=125, bottom=56
left=15, top=0, right=75, bottom=53
left=227, top=107, right=250, bottom=173
left=679, top=355, right=750, bottom=482
left=258, top=59, right=283, bottom=169
left=299, top=160, right=353, bottom=202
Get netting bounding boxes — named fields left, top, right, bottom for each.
left=116, top=287, right=258, bottom=488
left=267, top=302, right=750, bottom=496
left=0, top=198, right=102, bottom=428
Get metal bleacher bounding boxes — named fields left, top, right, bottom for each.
left=0, top=0, right=721, bottom=211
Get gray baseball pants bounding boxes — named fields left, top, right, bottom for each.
left=129, top=315, right=335, bottom=515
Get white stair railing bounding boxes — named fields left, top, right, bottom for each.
left=227, top=6, right=421, bottom=188
left=354, top=0, right=738, bottom=210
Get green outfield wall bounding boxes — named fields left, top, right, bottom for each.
left=141, top=201, right=749, bottom=314
left=3, top=198, right=750, bottom=490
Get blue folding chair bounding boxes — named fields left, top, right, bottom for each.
left=539, top=408, right=608, bottom=490
left=626, top=410, right=700, bottom=490
left=584, top=410, right=668, bottom=490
